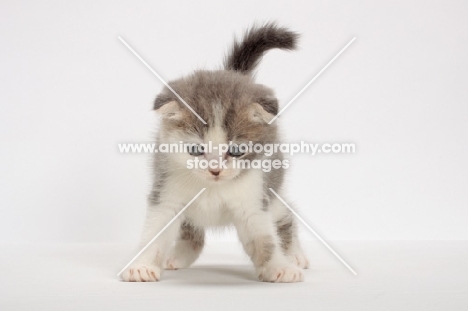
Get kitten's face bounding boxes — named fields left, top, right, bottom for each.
left=155, top=71, right=278, bottom=183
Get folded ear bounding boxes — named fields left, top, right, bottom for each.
left=250, top=102, right=274, bottom=123
left=157, top=100, right=183, bottom=120
left=250, top=97, right=278, bottom=123
left=256, top=96, right=278, bottom=115
left=154, top=93, right=182, bottom=120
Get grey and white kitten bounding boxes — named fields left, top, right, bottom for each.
left=121, top=23, right=309, bottom=283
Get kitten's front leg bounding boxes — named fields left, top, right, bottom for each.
left=233, top=207, right=303, bottom=283
left=120, top=203, right=181, bottom=282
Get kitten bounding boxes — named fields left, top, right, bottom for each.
left=121, top=23, right=309, bottom=283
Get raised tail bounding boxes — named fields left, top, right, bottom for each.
left=224, top=22, right=299, bottom=74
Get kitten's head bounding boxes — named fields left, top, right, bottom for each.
left=155, top=70, right=278, bottom=182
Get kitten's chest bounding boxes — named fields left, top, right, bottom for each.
left=175, top=171, right=264, bottom=226
left=184, top=189, right=233, bottom=226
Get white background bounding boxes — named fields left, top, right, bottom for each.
left=1, top=0, right=467, bottom=245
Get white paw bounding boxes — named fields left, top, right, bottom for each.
left=120, top=265, right=161, bottom=282
left=258, top=265, right=304, bottom=283
left=165, top=255, right=193, bottom=270
left=165, top=258, right=182, bottom=270
left=288, top=253, right=310, bottom=269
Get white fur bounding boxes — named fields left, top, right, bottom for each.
left=121, top=120, right=306, bottom=283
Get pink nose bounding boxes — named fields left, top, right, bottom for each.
left=209, top=169, right=220, bottom=176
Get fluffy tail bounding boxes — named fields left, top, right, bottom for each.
left=224, top=23, right=299, bottom=74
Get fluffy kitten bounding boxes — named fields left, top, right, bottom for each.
left=121, top=23, right=309, bottom=283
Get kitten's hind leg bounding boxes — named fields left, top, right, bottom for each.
left=165, top=221, right=205, bottom=270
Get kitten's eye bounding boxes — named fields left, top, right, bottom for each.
left=228, top=145, right=245, bottom=157
left=188, top=144, right=204, bottom=156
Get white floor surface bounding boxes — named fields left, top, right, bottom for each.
left=1, top=241, right=467, bottom=310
